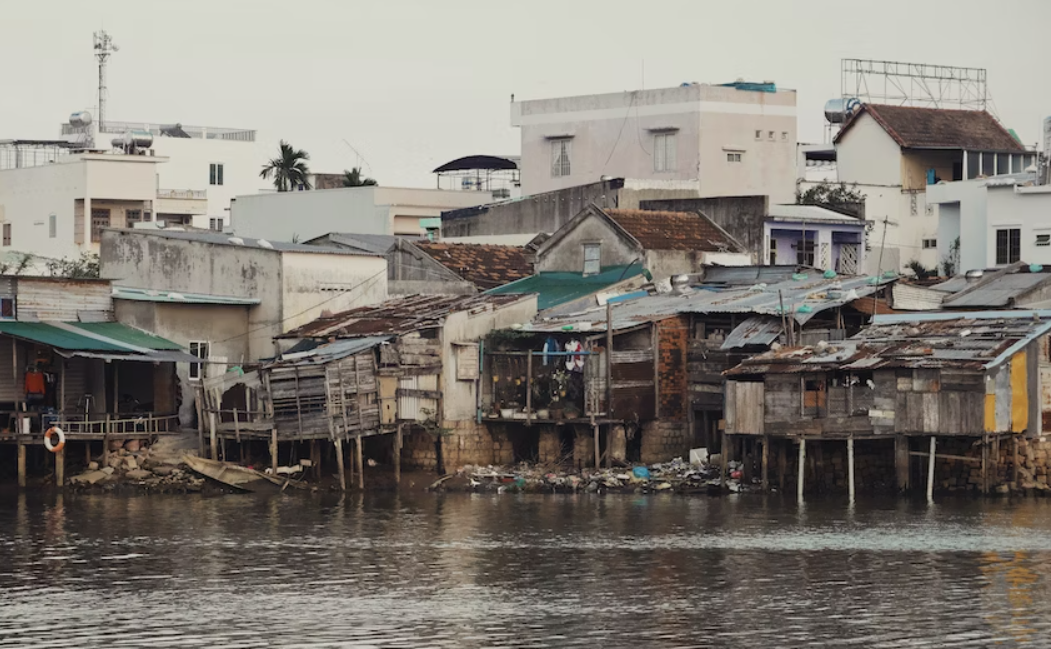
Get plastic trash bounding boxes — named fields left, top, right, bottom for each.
left=823, top=269, right=837, bottom=279
left=632, top=466, right=651, bottom=480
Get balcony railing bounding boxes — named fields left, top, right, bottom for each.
left=157, top=189, right=207, bottom=200
left=60, top=122, right=256, bottom=142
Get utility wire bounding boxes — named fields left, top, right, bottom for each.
left=601, top=91, right=638, bottom=172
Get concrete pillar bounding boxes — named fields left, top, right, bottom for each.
left=610, top=425, right=627, bottom=464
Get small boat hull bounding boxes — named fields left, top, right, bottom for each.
left=183, top=455, right=303, bottom=493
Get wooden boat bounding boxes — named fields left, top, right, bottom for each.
left=182, top=455, right=307, bottom=492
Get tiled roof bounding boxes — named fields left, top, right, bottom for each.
left=836, top=104, right=1024, bottom=151
left=414, top=242, right=533, bottom=289
left=605, top=208, right=741, bottom=252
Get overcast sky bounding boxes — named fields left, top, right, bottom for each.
left=3, top=0, right=1050, bottom=188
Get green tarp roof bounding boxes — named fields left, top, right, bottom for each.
left=0, top=321, right=183, bottom=352
left=486, top=265, right=646, bottom=310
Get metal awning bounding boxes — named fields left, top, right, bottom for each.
left=0, top=321, right=197, bottom=363
left=721, top=316, right=783, bottom=350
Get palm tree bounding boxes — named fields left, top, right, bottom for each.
left=342, top=166, right=377, bottom=187
left=260, top=141, right=311, bottom=192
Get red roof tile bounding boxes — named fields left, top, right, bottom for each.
left=605, top=209, right=741, bottom=252
left=836, top=104, right=1024, bottom=151
left=414, top=242, right=533, bottom=289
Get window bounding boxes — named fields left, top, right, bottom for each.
left=653, top=132, right=677, bottom=172
left=726, top=152, right=742, bottom=163
left=209, top=217, right=224, bottom=231
left=781, top=131, right=789, bottom=141
left=921, top=239, right=937, bottom=249
left=550, top=139, right=571, bottom=177
left=997, top=153, right=1010, bottom=175
left=2, top=223, right=10, bottom=247
left=0, top=297, right=14, bottom=319
left=966, top=151, right=980, bottom=179
left=126, top=209, right=142, bottom=225
left=996, top=228, right=1021, bottom=265
left=768, top=131, right=775, bottom=140
left=981, top=152, right=995, bottom=177
left=189, top=341, right=211, bottom=381
left=209, top=163, right=224, bottom=186
left=90, top=208, right=111, bottom=243
left=48, top=213, right=56, bottom=238
left=795, top=239, right=815, bottom=266
left=1036, top=233, right=1051, bottom=247
left=583, top=243, right=601, bottom=275
left=754, top=129, right=762, bottom=140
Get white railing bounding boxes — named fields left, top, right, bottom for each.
left=157, top=189, right=207, bottom=200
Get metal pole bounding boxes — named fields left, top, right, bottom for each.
left=927, top=436, right=936, bottom=503
left=797, top=438, right=806, bottom=503
left=848, top=436, right=855, bottom=503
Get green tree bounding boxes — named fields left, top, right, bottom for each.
left=46, top=252, right=100, bottom=279
left=260, top=141, right=311, bottom=192
left=796, top=181, right=866, bottom=216
left=342, top=166, right=377, bottom=187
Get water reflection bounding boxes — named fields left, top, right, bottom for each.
left=2, top=492, right=1051, bottom=647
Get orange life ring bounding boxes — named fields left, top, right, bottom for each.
left=44, top=427, right=65, bottom=453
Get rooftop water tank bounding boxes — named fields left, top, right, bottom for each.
left=824, top=98, right=861, bottom=124
left=69, top=111, right=93, bottom=128
left=112, top=130, right=154, bottom=150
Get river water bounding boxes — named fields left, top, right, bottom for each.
left=2, top=491, right=1051, bottom=648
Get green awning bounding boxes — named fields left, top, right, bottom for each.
left=486, top=265, right=646, bottom=310
left=0, top=321, right=196, bottom=362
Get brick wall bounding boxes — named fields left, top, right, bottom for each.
left=658, top=316, right=689, bottom=421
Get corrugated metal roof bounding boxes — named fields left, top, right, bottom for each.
left=526, top=272, right=892, bottom=332
left=768, top=204, right=864, bottom=224
left=0, top=321, right=192, bottom=362
left=113, top=286, right=260, bottom=306
left=700, top=265, right=813, bottom=286
left=728, top=312, right=1051, bottom=376
left=890, top=284, right=946, bottom=311
left=487, top=266, right=645, bottom=310
left=272, top=336, right=389, bottom=366
left=942, top=273, right=1051, bottom=308
left=281, top=293, right=532, bottom=339
left=116, top=228, right=379, bottom=256
left=720, top=316, right=783, bottom=350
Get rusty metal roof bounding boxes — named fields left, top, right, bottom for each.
left=726, top=311, right=1051, bottom=376
left=525, top=271, right=893, bottom=333
left=279, top=293, right=532, bottom=339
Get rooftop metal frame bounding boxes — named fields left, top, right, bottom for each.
left=841, top=58, right=988, bottom=111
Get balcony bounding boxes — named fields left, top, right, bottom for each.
left=156, top=189, right=208, bottom=216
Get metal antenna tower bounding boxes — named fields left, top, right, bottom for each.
left=93, top=30, right=119, bottom=133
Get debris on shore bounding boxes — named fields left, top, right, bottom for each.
left=438, top=457, right=760, bottom=495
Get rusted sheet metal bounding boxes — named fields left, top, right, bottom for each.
left=281, top=293, right=529, bottom=339
left=720, top=316, right=782, bottom=350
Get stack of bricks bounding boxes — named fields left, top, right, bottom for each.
left=938, top=436, right=1051, bottom=493
left=639, top=421, right=690, bottom=464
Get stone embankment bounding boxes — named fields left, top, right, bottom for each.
left=68, top=438, right=206, bottom=493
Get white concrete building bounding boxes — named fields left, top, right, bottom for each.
left=230, top=186, right=496, bottom=243
left=62, top=119, right=266, bottom=231
left=511, top=81, right=797, bottom=203
left=100, top=227, right=389, bottom=423
left=833, top=104, right=1031, bottom=273
left=0, top=142, right=168, bottom=262
left=928, top=174, right=1051, bottom=272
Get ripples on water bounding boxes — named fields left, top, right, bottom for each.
left=2, top=492, right=1051, bottom=648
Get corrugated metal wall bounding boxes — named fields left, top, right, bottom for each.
left=15, top=279, right=112, bottom=321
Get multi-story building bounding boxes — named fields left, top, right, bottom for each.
left=833, top=104, right=1031, bottom=273
left=0, top=140, right=171, bottom=263
left=61, top=117, right=266, bottom=232
left=511, top=81, right=797, bottom=203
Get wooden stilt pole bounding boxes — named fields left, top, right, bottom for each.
left=1013, top=435, right=1020, bottom=487
left=593, top=423, right=600, bottom=469
left=895, top=435, right=909, bottom=493
left=847, top=436, right=855, bottom=503
left=778, top=439, right=787, bottom=491
left=270, top=429, right=278, bottom=475
left=208, top=412, right=218, bottom=460
left=992, top=435, right=1001, bottom=491
left=394, top=424, right=402, bottom=486
left=355, top=435, right=364, bottom=490
left=720, top=432, right=729, bottom=488
left=797, top=438, right=806, bottom=502
left=85, top=441, right=92, bottom=466
left=311, top=440, right=320, bottom=480
left=17, top=443, right=26, bottom=488
left=981, top=434, right=989, bottom=495
left=926, top=436, right=936, bottom=503
left=761, top=435, right=770, bottom=491
left=334, top=438, right=346, bottom=491
left=55, top=446, right=65, bottom=488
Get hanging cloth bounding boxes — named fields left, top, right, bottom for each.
left=542, top=337, right=558, bottom=366
left=564, top=340, right=585, bottom=372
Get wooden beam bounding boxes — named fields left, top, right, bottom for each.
left=356, top=435, right=364, bottom=490
left=394, top=423, right=402, bottom=486
left=593, top=423, right=600, bottom=469
left=270, top=428, right=278, bottom=476
left=55, top=445, right=65, bottom=488
left=208, top=411, right=218, bottom=460
left=778, top=439, right=787, bottom=491
left=720, top=432, right=729, bottom=489
left=761, top=435, right=770, bottom=491
left=334, top=437, right=346, bottom=491
left=525, top=352, right=532, bottom=426
left=17, top=443, right=26, bottom=488
left=606, top=301, right=614, bottom=417
left=908, top=451, right=980, bottom=463
left=895, top=435, right=909, bottom=493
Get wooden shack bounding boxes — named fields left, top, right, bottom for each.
left=724, top=311, right=1051, bottom=497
